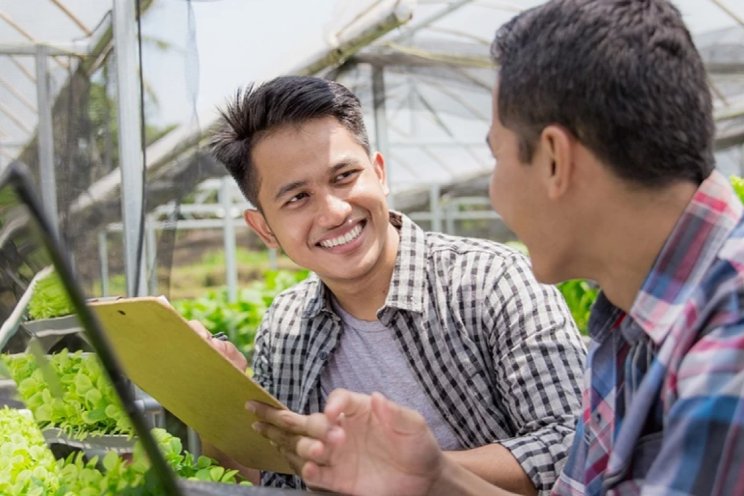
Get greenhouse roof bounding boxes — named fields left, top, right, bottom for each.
left=1, top=0, right=743, bottom=207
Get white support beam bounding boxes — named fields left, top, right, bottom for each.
left=220, top=177, right=238, bottom=302
left=35, top=44, right=58, bottom=240
left=113, top=0, right=147, bottom=297
left=372, top=64, right=393, bottom=208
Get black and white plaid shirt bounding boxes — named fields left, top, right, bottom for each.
left=253, top=213, right=586, bottom=493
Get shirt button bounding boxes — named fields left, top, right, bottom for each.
left=319, top=351, right=328, bottom=360
left=593, top=412, right=602, bottom=423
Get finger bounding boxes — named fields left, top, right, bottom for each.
left=302, top=411, right=337, bottom=440
left=212, top=339, right=241, bottom=359
left=301, top=461, right=322, bottom=487
left=249, top=403, right=308, bottom=434
left=302, top=461, right=344, bottom=493
left=295, top=434, right=330, bottom=464
left=324, top=388, right=371, bottom=421
left=216, top=342, right=247, bottom=370
left=371, top=392, right=427, bottom=436
left=275, top=438, right=307, bottom=475
left=254, top=422, right=312, bottom=474
left=188, top=320, right=211, bottom=339
left=253, top=420, right=299, bottom=448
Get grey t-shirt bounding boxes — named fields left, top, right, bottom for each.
left=319, top=299, right=462, bottom=450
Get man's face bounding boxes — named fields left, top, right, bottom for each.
left=487, top=85, right=561, bottom=283
left=245, top=116, right=395, bottom=286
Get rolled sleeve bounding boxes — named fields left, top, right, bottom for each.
left=486, top=257, right=586, bottom=493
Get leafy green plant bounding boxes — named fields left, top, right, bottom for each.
left=2, top=350, right=132, bottom=438
left=174, top=269, right=309, bottom=357
left=0, top=407, right=60, bottom=495
left=557, top=279, right=599, bottom=335
left=27, top=271, right=75, bottom=320
left=151, top=428, right=243, bottom=483
left=731, top=175, right=744, bottom=205
left=0, top=407, right=247, bottom=494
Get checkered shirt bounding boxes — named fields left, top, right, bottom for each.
left=253, top=212, right=586, bottom=493
left=553, top=170, right=744, bottom=495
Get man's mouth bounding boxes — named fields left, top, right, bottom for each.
left=318, top=222, right=364, bottom=248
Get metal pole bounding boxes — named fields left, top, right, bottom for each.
left=445, top=201, right=456, bottom=235
left=430, top=183, right=442, bottom=233
left=268, top=248, right=277, bottom=270
left=35, top=44, right=58, bottom=239
left=146, top=213, right=158, bottom=294
left=372, top=65, right=393, bottom=210
left=112, top=0, right=147, bottom=296
left=98, top=230, right=109, bottom=296
left=220, top=177, right=238, bottom=302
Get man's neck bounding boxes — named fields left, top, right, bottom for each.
left=586, top=180, right=698, bottom=313
left=324, top=223, right=400, bottom=321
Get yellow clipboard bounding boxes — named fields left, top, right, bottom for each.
left=89, top=296, right=292, bottom=474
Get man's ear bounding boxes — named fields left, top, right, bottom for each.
left=243, top=209, right=279, bottom=249
left=540, top=125, right=575, bottom=200
left=372, top=152, right=389, bottom=195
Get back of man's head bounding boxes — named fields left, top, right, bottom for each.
left=491, top=0, right=714, bottom=187
left=210, top=76, right=370, bottom=208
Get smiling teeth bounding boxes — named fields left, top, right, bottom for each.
left=320, top=224, right=363, bottom=248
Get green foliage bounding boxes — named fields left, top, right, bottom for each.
left=174, top=269, right=310, bottom=356
left=0, top=408, right=60, bottom=495
left=2, top=350, right=132, bottom=438
left=151, top=428, right=242, bottom=483
left=27, top=271, right=75, bottom=320
left=557, top=279, right=599, bottom=335
left=731, top=175, right=744, bottom=205
left=0, top=407, right=247, bottom=495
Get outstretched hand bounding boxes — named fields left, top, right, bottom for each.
left=251, top=389, right=445, bottom=496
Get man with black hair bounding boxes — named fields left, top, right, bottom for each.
left=248, top=1, right=744, bottom=495
left=209, top=75, right=586, bottom=494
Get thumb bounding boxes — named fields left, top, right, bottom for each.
left=371, top=392, right=427, bottom=436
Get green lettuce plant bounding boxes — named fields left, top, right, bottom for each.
left=0, top=408, right=60, bottom=495
left=2, top=350, right=132, bottom=438
left=556, top=279, right=599, bottom=335
left=0, top=407, right=247, bottom=494
left=174, top=269, right=309, bottom=357
left=731, top=175, right=744, bottom=205
left=27, top=271, right=75, bottom=321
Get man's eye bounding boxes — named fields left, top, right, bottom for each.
left=286, top=192, right=308, bottom=205
left=335, top=170, right=358, bottom=183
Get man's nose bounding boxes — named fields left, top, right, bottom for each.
left=316, top=192, right=351, bottom=227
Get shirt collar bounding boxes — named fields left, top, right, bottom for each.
left=301, top=211, right=427, bottom=319
left=629, top=170, right=743, bottom=344
left=383, top=212, right=427, bottom=313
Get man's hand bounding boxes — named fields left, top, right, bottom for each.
left=187, top=320, right=248, bottom=372
left=246, top=401, right=323, bottom=477
left=250, top=389, right=446, bottom=496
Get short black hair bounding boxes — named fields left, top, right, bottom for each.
left=210, top=76, right=370, bottom=208
left=491, top=0, right=714, bottom=186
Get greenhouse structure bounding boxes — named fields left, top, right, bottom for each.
left=0, top=0, right=744, bottom=494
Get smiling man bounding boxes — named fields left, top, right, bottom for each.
left=209, top=76, right=586, bottom=494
